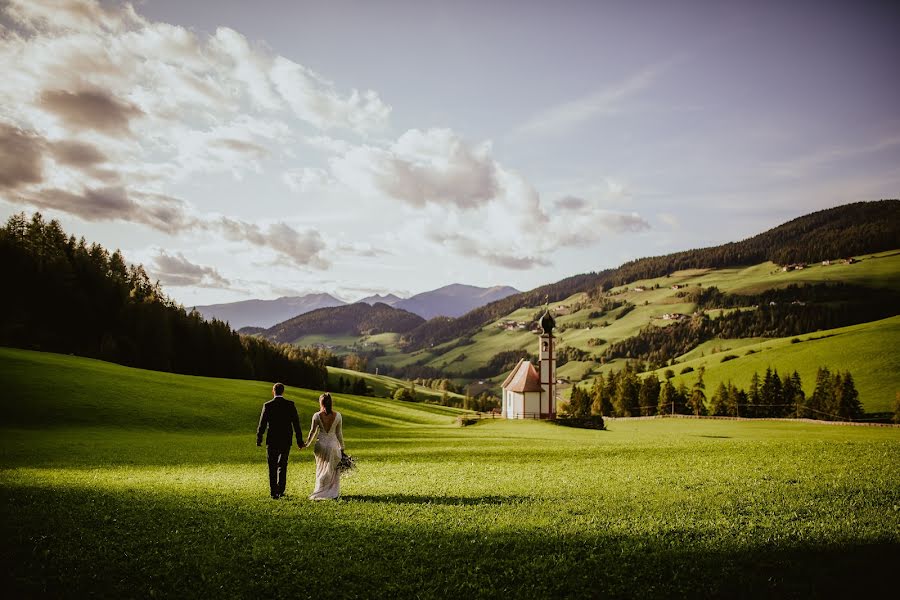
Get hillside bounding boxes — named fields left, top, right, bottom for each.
left=658, top=315, right=900, bottom=413
left=194, top=293, right=346, bottom=329
left=401, top=200, right=900, bottom=351
left=265, top=302, right=425, bottom=344
left=369, top=250, right=900, bottom=415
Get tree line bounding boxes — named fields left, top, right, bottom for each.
left=567, top=364, right=863, bottom=422
left=0, top=213, right=326, bottom=389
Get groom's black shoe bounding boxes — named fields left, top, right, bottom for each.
left=271, top=493, right=281, bottom=500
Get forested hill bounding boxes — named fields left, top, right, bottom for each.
left=0, top=213, right=327, bottom=389
left=402, top=199, right=900, bottom=350
left=264, top=302, right=425, bottom=343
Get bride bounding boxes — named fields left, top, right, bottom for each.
left=304, top=392, right=345, bottom=500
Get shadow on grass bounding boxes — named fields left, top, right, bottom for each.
left=698, top=435, right=732, bottom=439
left=3, top=483, right=899, bottom=599
left=341, top=494, right=525, bottom=506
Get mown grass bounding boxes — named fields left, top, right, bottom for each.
left=2, top=348, right=899, bottom=598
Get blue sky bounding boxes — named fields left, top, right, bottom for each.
left=1, top=0, right=898, bottom=305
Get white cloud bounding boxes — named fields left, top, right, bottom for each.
left=151, top=250, right=231, bottom=288
left=216, top=217, right=329, bottom=269
left=330, top=128, right=499, bottom=209
left=270, top=56, right=391, bottom=134
left=283, top=167, right=333, bottom=193
left=0, top=0, right=392, bottom=221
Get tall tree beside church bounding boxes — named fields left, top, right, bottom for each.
left=590, top=375, right=609, bottom=416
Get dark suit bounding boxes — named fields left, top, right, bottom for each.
left=256, top=396, right=303, bottom=498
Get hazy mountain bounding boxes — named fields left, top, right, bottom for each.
left=193, top=293, right=346, bottom=329
left=356, top=293, right=403, bottom=306
left=394, top=284, right=521, bottom=320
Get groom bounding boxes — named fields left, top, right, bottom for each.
left=256, top=382, right=304, bottom=499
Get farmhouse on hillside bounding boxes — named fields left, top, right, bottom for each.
left=500, top=310, right=557, bottom=419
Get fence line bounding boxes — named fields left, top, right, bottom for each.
left=603, top=414, right=900, bottom=428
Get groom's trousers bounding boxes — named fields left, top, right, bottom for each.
left=266, top=445, right=291, bottom=497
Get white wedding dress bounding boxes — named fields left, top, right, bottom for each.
left=307, top=411, right=344, bottom=500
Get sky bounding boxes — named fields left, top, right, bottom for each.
left=1, top=0, right=898, bottom=306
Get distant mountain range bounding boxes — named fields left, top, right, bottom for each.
left=357, top=293, right=403, bottom=306
left=195, top=284, right=520, bottom=329
left=194, top=293, right=344, bottom=329
left=392, top=284, right=520, bottom=320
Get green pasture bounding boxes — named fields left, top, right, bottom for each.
left=1, top=348, right=899, bottom=598
left=327, top=366, right=465, bottom=403
left=661, top=316, right=900, bottom=413
left=409, top=251, right=900, bottom=390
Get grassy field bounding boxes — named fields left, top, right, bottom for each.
left=327, top=366, right=466, bottom=403
left=2, top=348, right=899, bottom=598
left=661, top=316, right=900, bottom=413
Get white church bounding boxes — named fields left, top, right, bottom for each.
left=500, top=310, right=557, bottom=419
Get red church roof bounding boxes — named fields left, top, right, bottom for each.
left=503, top=360, right=543, bottom=393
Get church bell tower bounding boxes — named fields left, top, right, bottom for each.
left=538, top=309, right=556, bottom=418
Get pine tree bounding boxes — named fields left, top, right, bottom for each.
left=675, top=382, right=690, bottom=415
left=688, top=367, right=707, bottom=416
left=747, top=372, right=761, bottom=418
left=810, top=367, right=833, bottom=420
left=658, top=379, right=676, bottom=415
left=834, top=371, right=863, bottom=420
left=638, top=373, right=660, bottom=416
left=709, top=381, right=728, bottom=416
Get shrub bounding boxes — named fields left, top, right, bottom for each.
left=393, top=387, right=416, bottom=402
left=720, top=354, right=738, bottom=363
left=680, top=366, right=694, bottom=374
left=554, top=415, right=606, bottom=430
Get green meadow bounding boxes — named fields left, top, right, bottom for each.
left=2, top=348, right=899, bottom=598
left=378, top=251, right=900, bottom=385
left=661, top=316, right=900, bottom=413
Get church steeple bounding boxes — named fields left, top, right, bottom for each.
left=538, top=309, right=556, bottom=418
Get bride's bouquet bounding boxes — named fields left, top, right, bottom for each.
left=338, top=450, right=357, bottom=478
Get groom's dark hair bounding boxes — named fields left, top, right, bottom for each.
left=273, top=382, right=285, bottom=396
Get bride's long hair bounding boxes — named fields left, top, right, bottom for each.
left=319, top=392, right=333, bottom=415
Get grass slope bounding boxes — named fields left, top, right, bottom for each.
left=1, top=348, right=899, bottom=598
left=660, top=315, right=900, bottom=413
left=326, top=365, right=466, bottom=403
left=375, top=251, right=899, bottom=402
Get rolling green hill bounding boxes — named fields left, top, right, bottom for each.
left=1, top=347, right=898, bottom=598
left=657, top=316, right=900, bottom=413
left=264, top=302, right=425, bottom=344
left=274, top=249, right=899, bottom=418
